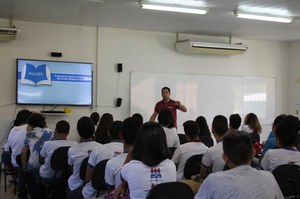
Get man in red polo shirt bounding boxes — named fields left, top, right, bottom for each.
left=149, top=87, right=187, bottom=127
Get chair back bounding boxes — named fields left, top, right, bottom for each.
left=147, top=181, right=194, bottom=199
left=51, top=146, right=70, bottom=171
left=272, top=164, right=300, bottom=198
left=79, top=156, right=89, bottom=181
left=184, top=154, right=203, bottom=179
left=177, top=134, right=187, bottom=145
left=91, top=159, right=109, bottom=191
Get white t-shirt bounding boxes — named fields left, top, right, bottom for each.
left=121, top=159, right=176, bottom=199
left=195, top=165, right=284, bottom=199
left=163, top=127, right=180, bottom=148
left=7, top=124, right=28, bottom=167
left=105, top=152, right=127, bottom=188
left=241, top=125, right=253, bottom=133
left=172, top=141, right=208, bottom=180
left=67, top=141, right=101, bottom=191
left=261, top=148, right=300, bottom=171
left=202, top=141, right=225, bottom=173
left=81, top=141, right=123, bottom=198
left=39, top=139, right=77, bottom=179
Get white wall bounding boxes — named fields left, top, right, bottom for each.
left=288, top=41, right=300, bottom=116
left=0, top=19, right=290, bottom=146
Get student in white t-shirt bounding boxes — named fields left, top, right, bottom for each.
left=117, top=122, right=176, bottom=199
left=104, top=117, right=141, bottom=192
left=261, top=115, right=300, bottom=171
left=172, top=120, right=208, bottom=180
left=81, top=120, right=124, bottom=198
left=158, top=108, right=180, bottom=148
left=200, top=115, right=228, bottom=179
left=195, top=132, right=284, bottom=199
left=39, top=120, right=77, bottom=181
left=6, top=109, right=32, bottom=199
left=66, top=116, right=101, bottom=199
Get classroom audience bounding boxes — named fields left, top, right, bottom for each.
left=39, top=120, right=77, bottom=182
left=195, top=132, right=284, bottom=199
left=105, top=117, right=141, bottom=193
left=261, top=115, right=300, bottom=171
left=195, top=116, right=214, bottom=147
left=157, top=108, right=180, bottom=148
left=132, top=113, right=143, bottom=124
left=95, top=113, right=113, bottom=144
left=90, top=111, right=100, bottom=128
left=172, top=120, right=208, bottom=180
left=200, top=115, right=228, bottom=179
left=228, top=113, right=242, bottom=132
left=262, top=114, right=287, bottom=156
left=21, top=113, right=54, bottom=199
left=81, top=120, right=124, bottom=198
left=241, top=113, right=262, bottom=143
left=6, top=109, right=32, bottom=199
left=118, top=122, right=176, bottom=199
left=67, top=116, right=101, bottom=197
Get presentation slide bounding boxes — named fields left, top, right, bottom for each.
left=17, top=59, right=92, bottom=106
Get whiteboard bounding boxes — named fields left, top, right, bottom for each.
left=130, top=72, right=275, bottom=131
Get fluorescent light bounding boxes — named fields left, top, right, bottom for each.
left=139, top=1, right=208, bottom=15
left=234, top=11, right=292, bottom=23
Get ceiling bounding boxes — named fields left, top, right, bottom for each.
left=0, top=0, right=300, bottom=42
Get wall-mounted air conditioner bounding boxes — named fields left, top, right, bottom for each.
left=0, top=27, right=19, bottom=41
left=176, top=40, right=247, bottom=55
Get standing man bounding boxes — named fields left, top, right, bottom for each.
left=149, top=87, right=187, bottom=127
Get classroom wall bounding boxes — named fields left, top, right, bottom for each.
left=0, top=18, right=290, bottom=145
left=287, top=41, right=300, bottom=116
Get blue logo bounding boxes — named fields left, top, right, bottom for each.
left=21, top=64, right=51, bottom=85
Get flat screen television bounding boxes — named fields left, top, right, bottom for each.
left=16, top=59, right=93, bottom=106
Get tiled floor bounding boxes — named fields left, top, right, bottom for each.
left=0, top=172, right=18, bottom=199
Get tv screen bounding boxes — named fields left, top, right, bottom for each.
left=16, top=59, right=93, bottom=106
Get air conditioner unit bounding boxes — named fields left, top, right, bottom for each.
left=176, top=41, right=247, bottom=55
left=0, top=27, right=19, bottom=41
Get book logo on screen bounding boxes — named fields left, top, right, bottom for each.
left=21, top=64, right=52, bottom=86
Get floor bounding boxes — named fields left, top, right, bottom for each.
left=0, top=171, right=18, bottom=199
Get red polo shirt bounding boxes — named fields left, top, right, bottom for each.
left=154, top=99, right=179, bottom=127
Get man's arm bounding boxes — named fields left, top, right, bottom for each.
left=149, top=111, right=158, bottom=122
left=175, top=101, right=187, bottom=112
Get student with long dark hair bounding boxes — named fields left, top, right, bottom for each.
left=120, top=122, right=176, bottom=199
left=261, top=115, right=300, bottom=171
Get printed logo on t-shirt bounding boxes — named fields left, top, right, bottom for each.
left=150, top=168, right=162, bottom=188
left=114, top=151, right=121, bottom=157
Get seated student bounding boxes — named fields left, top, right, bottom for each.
left=105, top=117, right=142, bottom=192
left=132, top=113, right=143, bottom=124
left=39, top=120, right=77, bottom=182
left=172, top=120, right=208, bottom=180
left=261, top=115, right=300, bottom=172
left=67, top=117, right=101, bottom=196
left=158, top=108, right=180, bottom=148
left=195, top=116, right=214, bottom=147
left=200, top=115, right=228, bottom=179
left=21, top=113, right=54, bottom=199
left=195, top=132, right=284, bottom=199
left=262, top=114, right=287, bottom=155
left=241, top=113, right=262, bottom=143
left=81, top=120, right=124, bottom=198
left=95, top=113, right=114, bottom=144
left=118, top=122, right=176, bottom=199
left=6, top=109, right=32, bottom=199
left=229, top=113, right=242, bottom=132
left=90, top=112, right=100, bottom=128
